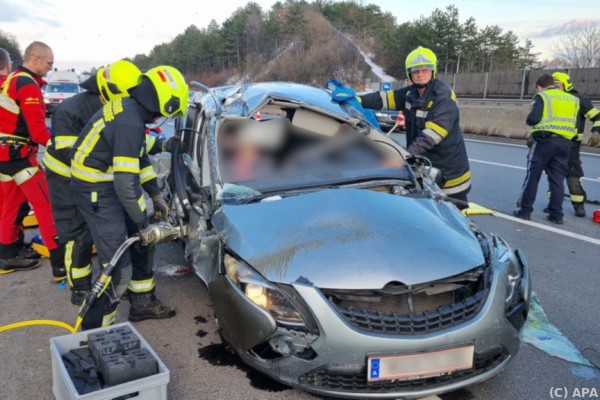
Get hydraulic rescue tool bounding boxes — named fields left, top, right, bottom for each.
left=74, top=221, right=183, bottom=332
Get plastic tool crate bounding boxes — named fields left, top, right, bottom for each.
left=50, top=322, right=169, bottom=400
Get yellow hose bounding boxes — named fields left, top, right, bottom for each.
left=0, top=319, right=77, bottom=334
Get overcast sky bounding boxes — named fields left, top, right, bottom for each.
left=2, top=0, right=600, bottom=72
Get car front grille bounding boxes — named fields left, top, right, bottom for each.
left=298, top=346, right=508, bottom=393
left=321, top=270, right=489, bottom=335
left=333, top=289, right=487, bottom=335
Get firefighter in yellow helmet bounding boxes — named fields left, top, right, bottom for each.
left=358, top=46, right=471, bottom=208
left=44, top=60, right=139, bottom=303
left=545, top=72, right=600, bottom=217
left=70, top=65, right=188, bottom=330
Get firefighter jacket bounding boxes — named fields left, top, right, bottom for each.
left=44, top=91, right=103, bottom=178
left=0, top=66, right=49, bottom=161
left=359, top=79, right=471, bottom=195
left=527, top=88, right=579, bottom=140
left=70, top=97, right=160, bottom=229
left=568, top=89, right=600, bottom=141
left=45, top=92, right=166, bottom=179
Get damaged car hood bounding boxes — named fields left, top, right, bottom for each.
left=215, top=188, right=484, bottom=289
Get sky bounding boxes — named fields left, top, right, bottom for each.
left=2, top=0, right=600, bottom=73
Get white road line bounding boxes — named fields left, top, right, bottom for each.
left=494, top=212, right=600, bottom=246
left=470, top=159, right=525, bottom=170
left=465, top=138, right=600, bottom=157
left=469, top=159, right=600, bottom=183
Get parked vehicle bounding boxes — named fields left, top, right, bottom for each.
left=43, top=70, right=81, bottom=116
left=166, top=81, right=530, bottom=399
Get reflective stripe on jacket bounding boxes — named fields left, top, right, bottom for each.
left=0, top=67, right=49, bottom=162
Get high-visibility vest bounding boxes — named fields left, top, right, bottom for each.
left=0, top=71, right=37, bottom=161
left=531, top=88, right=579, bottom=140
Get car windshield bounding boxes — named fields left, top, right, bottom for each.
left=46, top=82, right=79, bottom=93
left=216, top=114, right=411, bottom=204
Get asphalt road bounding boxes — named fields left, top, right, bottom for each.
left=0, top=130, right=599, bottom=400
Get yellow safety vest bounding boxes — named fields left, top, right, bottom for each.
left=531, top=88, right=579, bottom=140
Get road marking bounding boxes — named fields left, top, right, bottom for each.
left=470, top=158, right=525, bottom=170
left=495, top=212, right=600, bottom=246
left=469, top=159, right=600, bottom=183
left=465, top=138, right=600, bottom=157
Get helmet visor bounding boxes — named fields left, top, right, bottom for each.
left=408, top=64, right=434, bottom=74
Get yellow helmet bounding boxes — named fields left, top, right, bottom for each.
left=405, top=46, right=437, bottom=79
left=98, top=60, right=142, bottom=102
left=552, top=72, right=573, bottom=92
left=143, top=65, right=188, bottom=117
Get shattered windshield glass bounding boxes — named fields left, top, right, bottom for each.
left=217, top=119, right=406, bottom=187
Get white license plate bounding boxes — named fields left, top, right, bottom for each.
left=367, top=345, right=474, bottom=382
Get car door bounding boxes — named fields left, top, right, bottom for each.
left=174, top=102, right=222, bottom=286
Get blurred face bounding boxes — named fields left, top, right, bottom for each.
left=410, top=68, right=433, bottom=85
left=29, top=49, right=54, bottom=77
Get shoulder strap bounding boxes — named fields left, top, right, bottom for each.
left=0, top=72, right=33, bottom=114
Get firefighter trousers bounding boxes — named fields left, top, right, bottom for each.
left=0, top=156, right=59, bottom=258
left=566, top=140, right=586, bottom=205
left=47, top=172, right=94, bottom=290
left=517, top=137, right=571, bottom=219
left=72, top=189, right=155, bottom=330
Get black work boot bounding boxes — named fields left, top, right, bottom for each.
left=573, top=203, right=586, bottom=218
left=129, top=294, right=176, bottom=322
left=49, top=244, right=67, bottom=283
left=19, top=246, right=42, bottom=260
left=0, top=257, right=40, bottom=272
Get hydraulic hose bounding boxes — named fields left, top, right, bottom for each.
left=73, top=236, right=140, bottom=332
left=0, top=319, right=76, bottom=334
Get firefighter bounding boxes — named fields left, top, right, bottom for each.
left=43, top=60, right=151, bottom=305
left=547, top=72, right=600, bottom=217
left=0, top=41, right=66, bottom=280
left=70, top=65, right=187, bottom=329
left=513, top=74, right=579, bottom=224
left=358, top=46, right=471, bottom=208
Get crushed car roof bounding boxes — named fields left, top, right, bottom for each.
left=210, top=82, right=361, bottom=121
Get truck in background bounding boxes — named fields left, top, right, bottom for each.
left=43, top=70, right=81, bottom=116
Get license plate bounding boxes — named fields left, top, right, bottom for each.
left=367, top=345, right=474, bottom=382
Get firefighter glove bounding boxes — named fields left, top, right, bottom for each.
left=151, top=195, right=169, bottom=221
left=138, top=225, right=159, bottom=247
left=162, top=136, right=179, bottom=153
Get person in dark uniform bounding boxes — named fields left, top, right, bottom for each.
left=546, top=72, right=600, bottom=217
left=43, top=60, right=170, bottom=305
left=513, top=74, right=579, bottom=224
left=358, top=46, right=471, bottom=208
left=70, top=65, right=187, bottom=329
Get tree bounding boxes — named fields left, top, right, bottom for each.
left=551, top=21, right=600, bottom=68
left=0, top=30, right=23, bottom=66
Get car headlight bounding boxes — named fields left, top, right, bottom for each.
left=224, top=253, right=306, bottom=327
left=44, top=98, right=51, bottom=104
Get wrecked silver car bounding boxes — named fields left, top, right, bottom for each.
left=167, top=82, right=530, bottom=399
